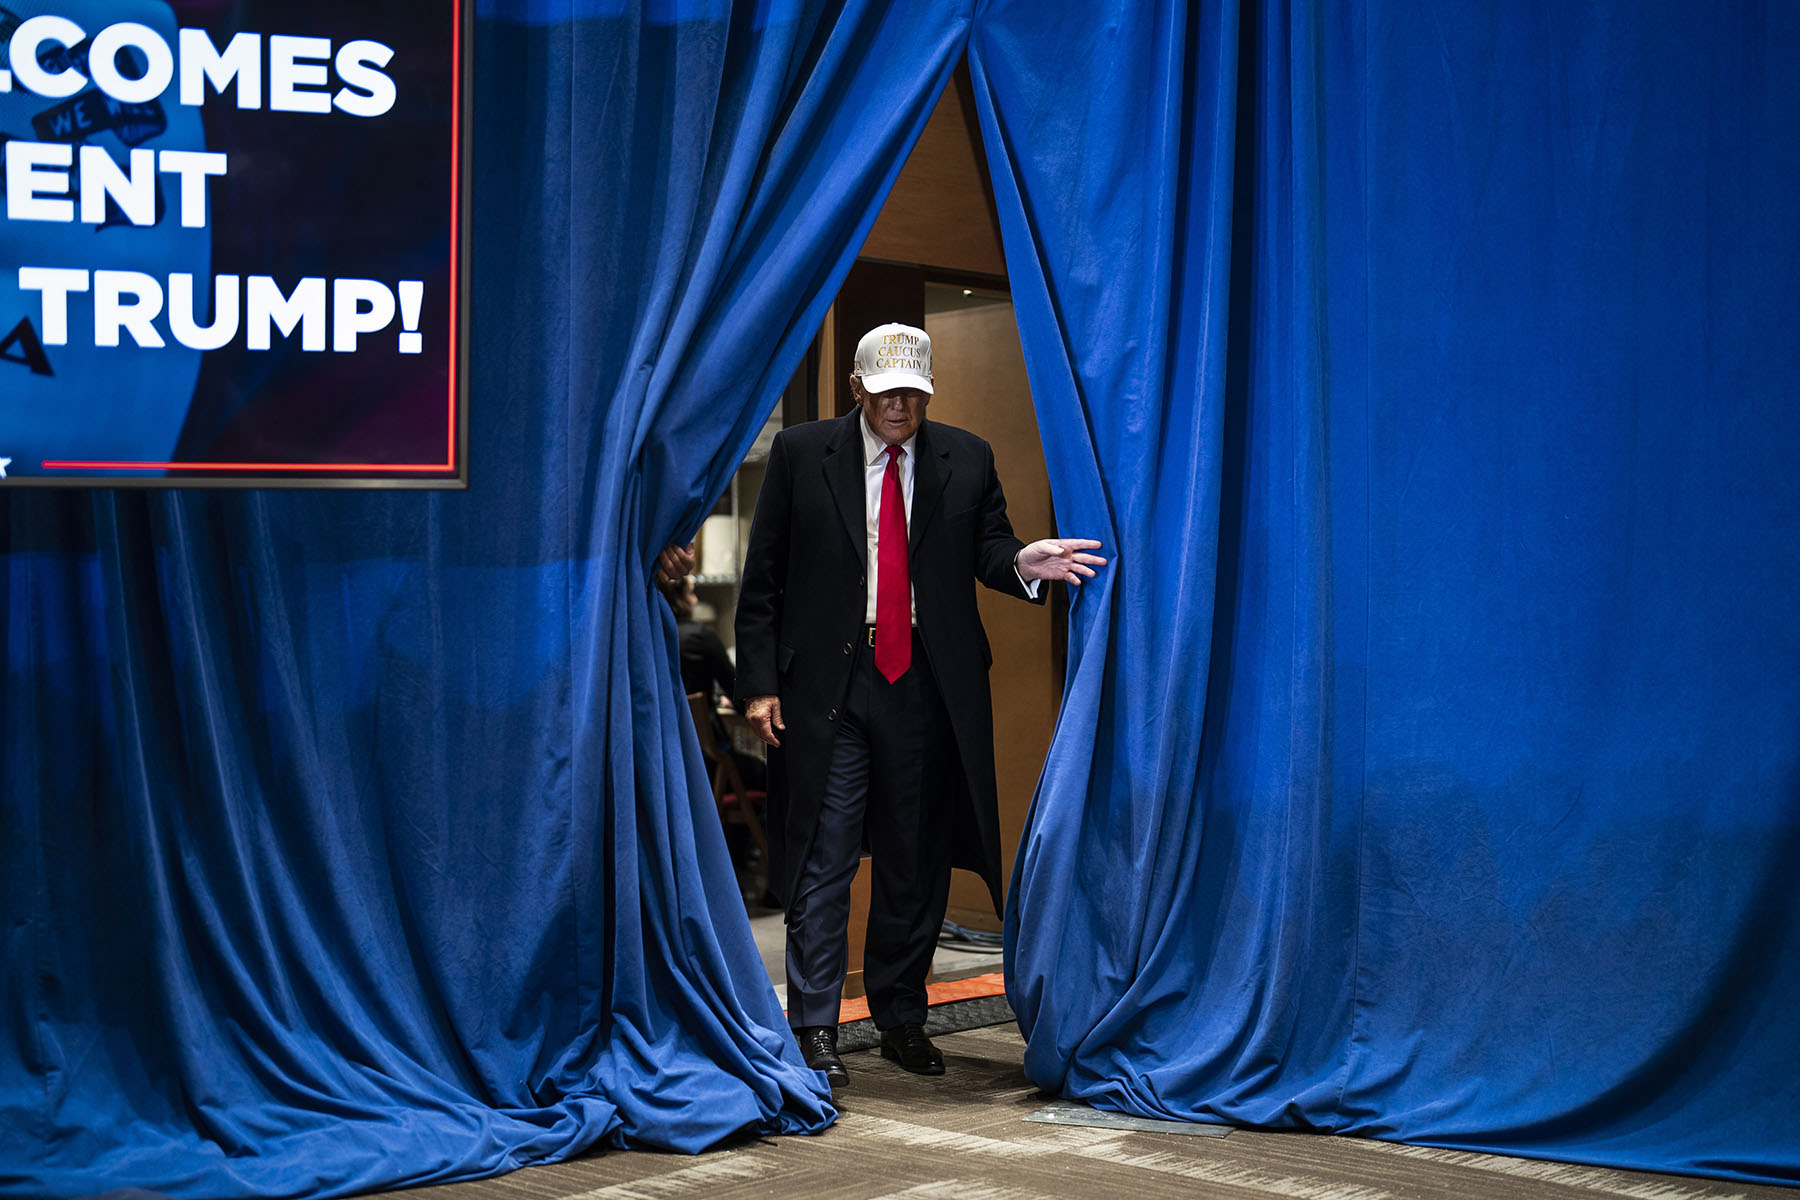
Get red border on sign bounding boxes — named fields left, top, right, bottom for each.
left=42, top=0, right=466, bottom=478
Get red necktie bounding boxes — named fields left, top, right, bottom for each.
left=875, top=444, right=911, bottom=682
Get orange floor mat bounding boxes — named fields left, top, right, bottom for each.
left=834, top=971, right=1005, bottom=1024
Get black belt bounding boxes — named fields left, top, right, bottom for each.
left=861, top=624, right=919, bottom=646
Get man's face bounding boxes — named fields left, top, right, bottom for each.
left=853, top=378, right=930, bottom=447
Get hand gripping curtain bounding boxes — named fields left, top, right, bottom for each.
left=0, top=1, right=970, bottom=1196
left=973, top=0, right=1800, bottom=1185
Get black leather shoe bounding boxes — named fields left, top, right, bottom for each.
left=796, top=1025, right=848, bottom=1088
left=879, top=1023, right=945, bottom=1075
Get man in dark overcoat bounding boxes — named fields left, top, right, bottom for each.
left=736, top=322, right=1104, bottom=1086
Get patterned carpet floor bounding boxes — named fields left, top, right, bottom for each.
left=395, top=1022, right=1792, bottom=1200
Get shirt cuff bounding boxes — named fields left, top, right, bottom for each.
left=1014, top=561, right=1041, bottom=599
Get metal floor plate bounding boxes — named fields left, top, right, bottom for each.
left=1025, top=1099, right=1232, bottom=1138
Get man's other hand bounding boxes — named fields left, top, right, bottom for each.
left=657, top=541, right=697, bottom=583
left=1016, top=539, right=1107, bottom=585
left=746, top=695, right=784, bottom=747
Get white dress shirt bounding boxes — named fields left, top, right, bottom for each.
left=859, top=414, right=1038, bottom=625
left=861, top=413, right=918, bottom=624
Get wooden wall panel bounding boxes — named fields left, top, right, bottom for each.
left=925, top=303, right=1055, bottom=929
left=859, top=78, right=1006, bottom=278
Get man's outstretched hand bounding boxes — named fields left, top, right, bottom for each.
left=1015, top=539, right=1107, bottom=585
left=746, top=695, right=784, bottom=747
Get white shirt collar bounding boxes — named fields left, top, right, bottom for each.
left=859, top=410, right=918, bottom=466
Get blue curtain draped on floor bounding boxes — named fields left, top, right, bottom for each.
left=0, top=1, right=972, bottom=1195
left=980, top=0, right=1800, bottom=1185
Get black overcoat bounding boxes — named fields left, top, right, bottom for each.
left=735, top=410, right=1040, bottom=913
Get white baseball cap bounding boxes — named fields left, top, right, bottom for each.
left=853, top=323, right=934, bottom=394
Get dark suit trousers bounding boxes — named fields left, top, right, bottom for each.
left=785, top=631, right=955, bottom=1030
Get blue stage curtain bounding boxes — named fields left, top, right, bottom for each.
left=975, top=0, right=1800, bottom=1185
left=0, top=2, right=970, bottom=1195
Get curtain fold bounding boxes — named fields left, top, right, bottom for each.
left=0, top=2, right=970, bottom=1195
left=976, top=0, right=1800, bottom=1185
left=974, top=0, right=1360, bottom=1125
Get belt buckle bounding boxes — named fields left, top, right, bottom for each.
left=866, top=625, right=878, bottom=646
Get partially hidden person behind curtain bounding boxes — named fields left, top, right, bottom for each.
left=660, top=572, right=737, bottom=703
left=736, top=322, right=1106, bottom=1087
left=659, top=571, right=768, bottom=792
